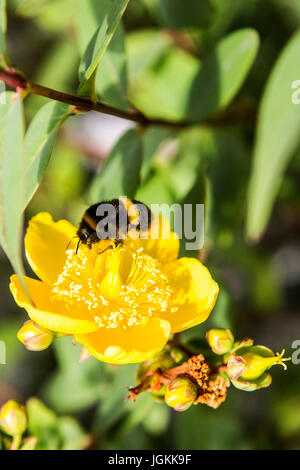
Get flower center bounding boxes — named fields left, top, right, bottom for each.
left=52, top=243, right=174, bottom=329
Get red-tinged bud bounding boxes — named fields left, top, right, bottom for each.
left=165, top=375, right=198, bottom=412
left=0, top=400, right=27, bottom=436
left=227, top=353, right=247, bottom=380
left=228, top=342, right=290, bottom=390
left=206, top=329, right=234, bottom=355
left=17, top=320, right=54, bottom=351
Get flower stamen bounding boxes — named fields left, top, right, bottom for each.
left=51, top=244, right=176, bottom=330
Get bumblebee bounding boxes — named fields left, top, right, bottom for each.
left=75, top=197, right=153, bottom=253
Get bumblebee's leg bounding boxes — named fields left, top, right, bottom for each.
left=96, top=239, right=123, bottom=255
left=66, top=236, right=79, bottom=251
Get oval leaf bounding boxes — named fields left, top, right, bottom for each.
left=0, top=93, right=26, bottom=285
left=127, top=29, right=259, bottom=122
left=246, top=30, right=300, bottom=240
left=24, top=100, right=70, bottom=209
left=95, top=23, right=129, bottom=110
left=187, top=28, right=260, bottom=122
left=78, top=0, right=130, bottom=86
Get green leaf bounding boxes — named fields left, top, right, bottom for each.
left=127, top=31, right=198, bottom=121
left=141, top=126, right=174, bottom=181
left=78, top=0, right=130, bottom=87
left=23, top=101, right=70, bottom=209
left=26, top=397, right=61, bottom=450
left=187, top=28, right=260, bottom=122
left=42, top=336, right=106, bottom=413
left=0, top=93, right=26, bottom=287
left=146, top=0, right=217, bottom=29
left=88, top=128, right=142, bottom=203
left=58, top=417, right=91, bottom=450
left=157, top=127, right=212, bottom=202
left=246, top=30, right=300, bottom=240
left=26, top=38, right=79, bottom=118
left=135, top=170, right=175, bottom=208
left=0, top=0, right=7, bottom=66
left=95, top=23, right=129, bottom=110
left=127, top=29, right=171, bottom=83
left=26, top=397, right=91, bottom=450
left=127, top=29, right=259, bottom=122
left=95, top=364, right=136, bottom=433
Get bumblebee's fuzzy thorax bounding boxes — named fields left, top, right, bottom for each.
left=76, top=198, right=153, bottom=253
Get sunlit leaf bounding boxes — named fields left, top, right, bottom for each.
left=187, top=29, right=259, bottom=122
left=24, top=101, right=70, bottom=208
left=78, top=0, right=130, bottom=87
left=95, top=23, right=129, bottom=110
left=246, top=30, right=300, bottom=240
left=127, top=29, right=259, bottom=122
left=0, top=93, right=26, bottom=289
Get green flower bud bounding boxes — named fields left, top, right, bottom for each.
left=165, top=375, right=198, bottom=412
left=228, top=344, right=290, bottom=386
left=206, top=329, right=234, bottom=355
left=17, top=320, right=54, bottom=351
left=0, top=400, right=27, bottom=436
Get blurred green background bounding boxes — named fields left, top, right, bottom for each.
left=0, top=0, right=300, bottom=450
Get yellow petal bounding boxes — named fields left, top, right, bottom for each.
left=75, top=318, right=171, bottom=364
left=25, top=212, right=77, bottom=285
left=127, top=214, right=179, bottom=265
left=161, top=258, right=219, bottom=333
left=9, top=275, right=98, bottom=335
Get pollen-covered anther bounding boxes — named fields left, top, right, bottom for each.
left=51, top=245, right=175, bottom=329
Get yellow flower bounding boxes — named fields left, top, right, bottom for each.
left=10, top=212, right=219, bottom=364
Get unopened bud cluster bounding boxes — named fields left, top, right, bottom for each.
left=206, top=329, right=290, bottom=392
left=128, top=330, right=291, bottom=412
